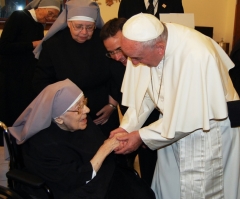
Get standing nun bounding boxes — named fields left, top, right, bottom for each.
left=0, top=0, right=60, bottom=127
left=33, top=0, right=121, bottom=137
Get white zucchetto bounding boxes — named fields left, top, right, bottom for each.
left=122, top=13, right=164, bottom=42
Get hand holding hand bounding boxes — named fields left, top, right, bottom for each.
left=109, top=127, right=127, bottom=138
left=102, top=134, right=121, bottom=152
left=115, top=131, right=143, bottom=155
left=90, top=133, right=125, bottom=173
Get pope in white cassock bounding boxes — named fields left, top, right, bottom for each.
left=110, top=13, right=240, bottom=199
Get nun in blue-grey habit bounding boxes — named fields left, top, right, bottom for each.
left=8, top=79, right=156, bottom=198
left=33, top=0, right=121, bottom=137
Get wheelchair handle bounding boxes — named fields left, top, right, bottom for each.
left=0, top=121, right=7, bottom=131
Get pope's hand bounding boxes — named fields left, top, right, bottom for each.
left=115, top=131, right=143, bottom=154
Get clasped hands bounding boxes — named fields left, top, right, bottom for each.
left=108, top=127, right=143, bottom=155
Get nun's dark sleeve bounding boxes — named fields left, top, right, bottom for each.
left=0, top=11, right=43, bottom=55
left=21, top=120, right=115, bottom=198
left=22, top=136, right=93, bottom=193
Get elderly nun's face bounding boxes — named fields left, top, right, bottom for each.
left=35, top=8, right=59, bottom=24
left=68, top=20, right=96, bottom=43
left=55, top=96, right=90, bottom=131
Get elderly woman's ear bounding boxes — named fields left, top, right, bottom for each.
left=54, top=117, right=64, bottom=124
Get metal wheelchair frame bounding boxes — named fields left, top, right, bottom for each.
left=0, top=121, right=54, bottom=199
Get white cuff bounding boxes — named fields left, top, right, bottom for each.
left=86, top=169, right=97, bottom=184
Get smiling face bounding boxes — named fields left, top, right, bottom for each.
left=103, top=31, right=127, bottom=66
left=55, top=96, right=90, bottom=131
left=67, top=20, right=95, bottom=43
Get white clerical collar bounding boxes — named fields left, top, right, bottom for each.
left=156, top=57, right=164, bottom=70
left=28, top=9, right=38, bottom=22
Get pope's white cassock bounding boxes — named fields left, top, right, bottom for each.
left=120, top=23, right=240, bottom=199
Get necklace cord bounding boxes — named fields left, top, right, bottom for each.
left=150, top=56, right=164, bottom=111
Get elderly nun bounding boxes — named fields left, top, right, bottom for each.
left=0, top=0, right=60, bottom=128
left=8, top=79, right=156, bottom=199
left=33, top=0, right=121, bottom=138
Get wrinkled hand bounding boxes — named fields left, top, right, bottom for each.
left=109, top=127, right=127, bottom=138
left=91, top=133, right=123, bottom=173
left=93, top=105, right=115, bottom=125
left=109, top=128, right=128, bottom=151
left=115, top=131, right=143, bottom=155
left=102, top=133, right=126, bottom=153
left=32, top=40, right=42, bottom=48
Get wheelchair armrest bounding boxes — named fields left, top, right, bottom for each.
left=6, top=169, right=45, bottom=188
left=6, top=169, right=54, bottom=199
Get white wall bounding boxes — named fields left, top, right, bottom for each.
left=99, top=1, right=119, bottom=22
left=99, top=0, right=237, bottom=51
left=182, top=0, right=236, bottom=50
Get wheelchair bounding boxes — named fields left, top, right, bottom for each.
left=0, top=121, right=145, bottom=199
left=0, top=185, right=23, bottom=199
left=0, top=121, right=54, bottom=199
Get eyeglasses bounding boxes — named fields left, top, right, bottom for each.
left=70, top=22, right=95, bottom=33
left=66, top=97, right=88, bottom=115
left=46, top=11, right=58, bottom=21
left=106, top=47, right=123, bottom=58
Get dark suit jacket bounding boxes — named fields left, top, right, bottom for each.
left=228, top=39, right=240, bottom=127
left=230, top=39, right=240, bottom=60
left=229, top=39, right=240, bottom=96
left=118, top=0, right=184, bottom=19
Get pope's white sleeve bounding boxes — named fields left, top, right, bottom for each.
left=120, top=93, right=155, bottom=132
left=139, top=121, right=191, bottom=150
left=120, top=92, right=189, bottom=150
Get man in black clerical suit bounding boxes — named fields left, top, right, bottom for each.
left=227, top=39, right=240, bottom=128
left=118, top=0, right=184, bottom=19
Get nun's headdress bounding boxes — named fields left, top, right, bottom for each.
left=34, top=0, right=104, bottom=59
left=25, top=0, right=60, bottom=11
left=9, top=79, right=83, bottom=144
